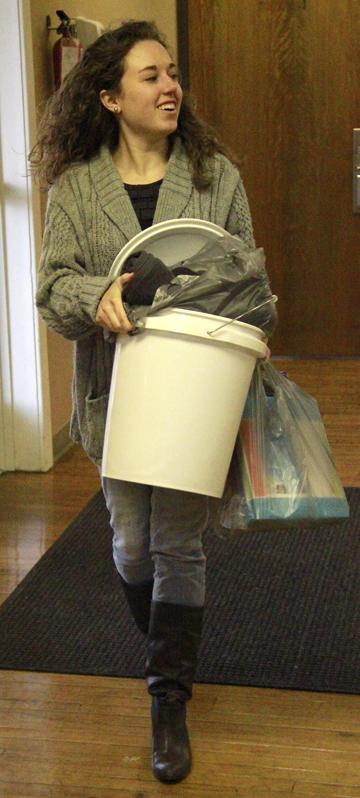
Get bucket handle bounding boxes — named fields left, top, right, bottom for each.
left=207, top=295, right=278, bottom=336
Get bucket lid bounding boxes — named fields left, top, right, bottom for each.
left=143, top=308, right=268, bottom=358
left=109, top=218, right=229, bottom=278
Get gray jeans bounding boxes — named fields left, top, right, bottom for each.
left=101, top=478, right=209, bottom=607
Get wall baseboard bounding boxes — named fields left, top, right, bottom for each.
left=53, top=422, right=73, bottom=463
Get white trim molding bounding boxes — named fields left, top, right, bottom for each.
left=0, top=0, right=53, bottom=471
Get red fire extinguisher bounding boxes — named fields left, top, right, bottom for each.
left=53, top=10, right=83, bottom=89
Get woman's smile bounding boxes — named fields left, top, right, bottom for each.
left=157, top=101, right=177, bottom=112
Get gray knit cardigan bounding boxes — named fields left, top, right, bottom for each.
left=36, top=139, right=255, bottom=464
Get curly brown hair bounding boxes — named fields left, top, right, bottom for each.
left=28, top=19, right=238, bottom=189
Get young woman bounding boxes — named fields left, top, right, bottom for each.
left=32, top=19, right=256, bottom=784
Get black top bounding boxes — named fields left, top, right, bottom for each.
left=124, top=179, right=163, bottom=230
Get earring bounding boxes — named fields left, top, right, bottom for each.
left=113, top=106, right=120, bottom=114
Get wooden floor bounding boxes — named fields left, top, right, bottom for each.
left=0, top=359, right=359, bottom=797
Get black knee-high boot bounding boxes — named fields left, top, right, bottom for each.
left=145, top=600, right=203, bottom=783
left=119, top=576, right=154, bottom=635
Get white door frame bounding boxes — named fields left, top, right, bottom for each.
left=0, top=0, right=53, bottom=472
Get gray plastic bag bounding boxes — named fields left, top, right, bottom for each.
left=124, top=235, right=278, bottom=337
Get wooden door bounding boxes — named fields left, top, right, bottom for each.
left=185, top=0, right=360, bottom=355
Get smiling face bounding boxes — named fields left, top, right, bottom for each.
left=112, top=39, right=183, bottom=143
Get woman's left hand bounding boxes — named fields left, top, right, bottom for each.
left=263, top=336, right=271, bottom=359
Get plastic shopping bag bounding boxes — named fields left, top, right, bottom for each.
left=216, top=361, right=349, bottom=532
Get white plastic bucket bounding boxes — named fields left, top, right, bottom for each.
left=102, top=308, right=267, bottom=498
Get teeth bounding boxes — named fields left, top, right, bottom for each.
left=159, top=103, right=176, bottom=111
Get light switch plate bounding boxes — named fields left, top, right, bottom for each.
left=353, top=129, right=360, bottom=213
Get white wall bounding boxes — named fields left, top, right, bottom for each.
left=0, top=0, right=52, bottom=471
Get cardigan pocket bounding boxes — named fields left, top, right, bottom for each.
left=83, top=391, right=109, bottom=463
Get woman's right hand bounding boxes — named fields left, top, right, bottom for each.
left=95, top=273, right=135, bottom=334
